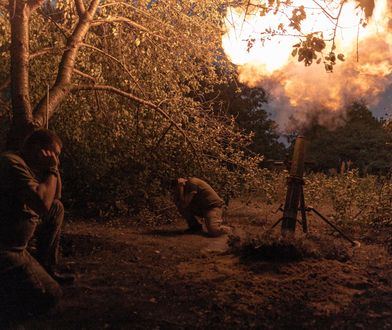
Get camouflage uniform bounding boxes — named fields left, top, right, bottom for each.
left=0, top=152, right=62, bottom=317
left=179, top=177, right=230, bottom=237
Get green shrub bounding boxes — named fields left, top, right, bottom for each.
left=304, top=171, right=392, bottom=228
left=51, top=95, right=267, bottom=217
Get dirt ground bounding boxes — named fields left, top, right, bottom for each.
left=10, top=199, right=392, bottom=329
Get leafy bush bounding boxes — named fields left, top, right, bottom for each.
left=366, top=180, right=392, bottom=227
left=295, top=171, right=392, bottom=228
left=51, top=94, right=267, bottom=217
left=242, top=169, right=392, bottom=229
left=227, top=169, right=391, bottom=232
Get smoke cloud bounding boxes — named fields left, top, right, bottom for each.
left=223, top=0, right=392, bottom=132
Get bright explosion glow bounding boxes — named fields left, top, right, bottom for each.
left=222, top=0, right=392, bottom=129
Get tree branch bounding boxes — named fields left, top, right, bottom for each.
left=9, top=0, right=33, bottom=125
left=75, top=0, right=86, bottom=16
left=81, top=42, right=144, bottom=95
left=329, top=0, right=346, bottom=54
left=30, top=47, right=58, bottom=59
left=71, top=84, right=198, bottom=155
left=311, top=0, right=340, bottom=20
left=33, top=0, right=100, bottom=126
left=97, top=1, right=181, bottom=33
left=74, top=69, right=97, bottom=82
left=37, top=7, right=69, bottom=39
left=92, top=16, right=165, bottom=39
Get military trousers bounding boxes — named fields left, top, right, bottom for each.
left=0, top=200, right=64, bottom=317
left=180, top=206, right=231, bottom=237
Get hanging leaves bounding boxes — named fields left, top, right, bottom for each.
left=337, top=53, right=345, bottom=62
left=289, top=5, right=306, bottom=31
left=292, top=33, right=326, bottom=67
left=356, top=0, right=375, bottom=18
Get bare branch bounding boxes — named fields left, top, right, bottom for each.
left=92, top=17, right=165, bottom=39
left=204, top=152, right=260, bottom=171
left=97, top=1, right=184, bottom=35
left=30, top=47, right=58, bottom=59
left=75, top=0, right=86, bottom=16
left=37, top=8, right=69, bottom=39
left=72, top=84, right=198, bottom=155
left=98, top=1, right=216, bottom=57
left=153, top=123, right=173, bottom=149
left=311, top=0, right=339, bottom=20
left=239, top=0, right=252, bottom=36
left=330, top=0, right=346, bottom=53
left=33, top=0, right=100, bottom=126
left=74, top=69, right=97, bottom=82
left=86, top=0, right=99, bottom=16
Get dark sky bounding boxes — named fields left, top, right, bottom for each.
left=372, top=83, right=392, bottom=120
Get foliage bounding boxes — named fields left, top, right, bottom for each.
left=52, top=94, right=265, bottom=214
left=228, top=0, right=375, bottom=72
left=243, top=168, right=392, bottom=230
left=212, top=80, right=286, bottom=159
left=1, top=0, right=385, bottom=220
left=306, top=103, right=392, bottom=175
left=305, top=171, right=392, bottom=228
left=7, top=0, right=272, bottom=215
left=305, top=171, right=375, bottom=227
left=366, top=181, right=392, bottom=228
left=382, top=117, right=392, bottom=139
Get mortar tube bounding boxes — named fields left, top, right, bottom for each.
left=281, top=135, right=309, bottom=235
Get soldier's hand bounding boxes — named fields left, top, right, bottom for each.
left=40, top=149, right=60, bottom=169
left=177, top=178, right=187, bottom=186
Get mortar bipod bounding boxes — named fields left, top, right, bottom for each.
left=270, top=183, right=360, bottom=247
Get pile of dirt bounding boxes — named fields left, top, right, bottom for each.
left=228, top=231, right=354, bottom=262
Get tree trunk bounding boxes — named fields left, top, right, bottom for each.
left=5, top=0, right=99, bottom=149
left=6, top=0, right=35, bottom=150
left=33, top=0, right=100, bottom=126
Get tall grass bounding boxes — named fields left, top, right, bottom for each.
left=248, top=170, right=392, bottom=228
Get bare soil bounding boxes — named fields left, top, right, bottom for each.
left=10, top=200, right=392, bottom=329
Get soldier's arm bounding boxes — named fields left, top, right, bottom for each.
left=177, top=183, right=197, bottom=210
left=54, top=172, right=62, bottom=200
left=34, top=171, right=58, bottom=212
left=16, top=150, right=59, bottom=215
